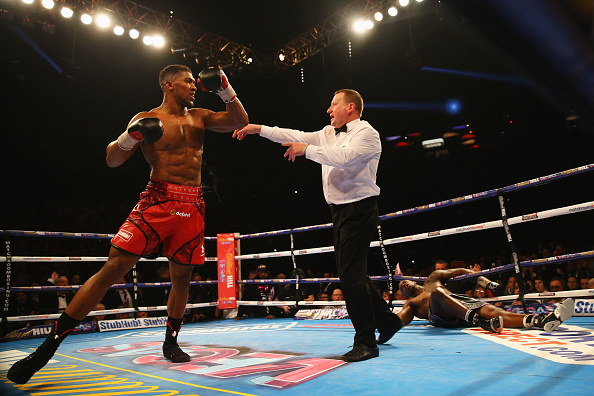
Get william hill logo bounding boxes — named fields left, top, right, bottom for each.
left=169, top=210, right=191, bottom=217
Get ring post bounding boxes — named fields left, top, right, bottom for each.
left=217, top=233, right=239, bottom=310
left=2, top=233, right=12, bottom=327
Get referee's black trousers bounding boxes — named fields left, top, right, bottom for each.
left=330, top=196, right=396, bottom=348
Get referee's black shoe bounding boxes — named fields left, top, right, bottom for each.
left=341, top=344, right=379, bottom=362
left=377, top=315, right=404, bottom=344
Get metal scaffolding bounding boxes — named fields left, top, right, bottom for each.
left=4, top=0, right=410, bottom=73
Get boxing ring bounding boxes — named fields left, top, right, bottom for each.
left=2, top=164, right=594, bottom=395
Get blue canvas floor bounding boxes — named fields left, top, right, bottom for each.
left=1, top=317, right=593, bottom=396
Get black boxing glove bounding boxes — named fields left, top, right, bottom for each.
left=117, top=117, right=164, bottom=151
left=198, top=67, right=237, bottom=103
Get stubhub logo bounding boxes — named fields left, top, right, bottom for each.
left=574, top=299, right=594, bottom=315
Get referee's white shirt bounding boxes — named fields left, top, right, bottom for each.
left=260, top=118, right=381, bottom=205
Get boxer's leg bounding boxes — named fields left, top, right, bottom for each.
left=162, top=260, right=193, bottom=363
left=8, top=248, right=139, bottom=384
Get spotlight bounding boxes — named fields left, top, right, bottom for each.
left=247, top=57, right=252, bottom=63
left=81, top=13, right=92, bottom=25
left=152, top=35, right=165, bottom=47
left=41, top=0, right=55, bottom=10
left=96, top=14, right=110, bottom=28
left=60, top=7, right=74, bottom=18
left=399, top=0, right=410, bottom=6
left=374, top=12, right=383, bottom=22
left=129, top=29, right=139, bottom=39
left=143, top=35, right=153, bottom=45
left=278, top=52, right=285, bottom=61
left=422, top=138, right=445, bottom=149
left=388, top=7, right=398, bottom=16
left=354, top=20, right=366, bottom=32
left=22, top=0, right=34, bottom=4
left=445, top=99, right=461, bottom=115
left=365, top=20, right=374, bottom=30
left=113, top=26, right=124, bottom=36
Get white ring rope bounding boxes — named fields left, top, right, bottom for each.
left=484, top=289, right=594, bottom=303
left=232, top=200, right=594, bottom=261
left=4, top=302, right=219, bottom=323
left=0, top=256, right=217, bottom=263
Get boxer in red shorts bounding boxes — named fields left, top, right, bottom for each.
left=112, top=179, right=206, bottom=265
left=8, top=65, right=249, bottom=384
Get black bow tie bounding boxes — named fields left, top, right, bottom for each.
left=334, top=125, right=347, bottom=135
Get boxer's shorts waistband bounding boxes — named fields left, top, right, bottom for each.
left=147, top=179, right=203, bottom=202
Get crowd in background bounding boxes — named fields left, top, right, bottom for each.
left=4, top=233, right=592, bottom=337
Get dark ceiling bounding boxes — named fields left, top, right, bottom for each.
left=2, top=0, right=594, bottom=256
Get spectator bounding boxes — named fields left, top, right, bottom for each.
left=137, top=311, right=149, bottom=318
left=188, top=272, right=216, bottom=321
left=394, top=288, right=407, bottom=301
left=317, top=291, right=331, bottom=301
left=143, top=266, right=171, bottom=312
left=54, top=276, right=74, bottom=313
left=70, top=274, right=83, bottom=297
left=3, top=292, right=37, bottom=334
left=525, top=279, right=536, bottom=293
left=549, top=277, right=566, bottom=292
left=567, top=276, right=579, bottom=291
left=275, top=276, right=315, bottom=318
left=332, top=288, right=344, bottom=302
left=237, top=264, right=276, bottom=319
left=473, top=285, right=487, bottom=299
left=319, top=272, right=337, bottom=295
left=8, top=292, right=37, bottom=317
left=504, top=276, right=518, bottom=296
left=434, top=260, right=449, bottom=271
left=102, top=278, right=134, bottom=310
left=71, top=274, right=83, bottom=286
left=580, top=276, right=591, bottom=289
left=115, top=305, right=132, bottom=319
left=89, top=303, right=107, bottom=324
left=534, top=277, right=548, bottom=293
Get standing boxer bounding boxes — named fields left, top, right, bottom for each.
left=8, top=64, right=248, bottom=384
left=233, top=89, right=403, bottom=362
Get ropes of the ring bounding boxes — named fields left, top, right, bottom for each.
left=235, top=163, right=594, bottom=238
left=220, top=201, right=593, bottom=261
left=0, top=256, right=218, bottom=263
left=0, top=280, right=217, bottom=294
left=236, top=289, right=594, bottom=306
left=483, top=289, right=594, bottom=303
left=3, top=250, right=592, bottom=294
left=3, top=163, right=592, bottom=243
left=0, top=230, right=218, bottom=241
left=3, top=164, right=593, bottom=322
left=236, top=250, right=594, bottom=284
left=4, top=302, right=219, bottom=323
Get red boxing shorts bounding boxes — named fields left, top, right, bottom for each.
left=111, top=179, right=206, bottom=265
